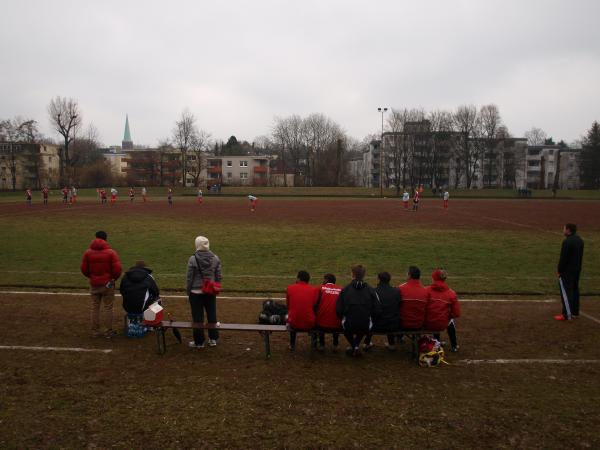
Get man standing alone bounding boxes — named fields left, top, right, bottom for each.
left=81, top=231, right=122, bottom=337
left=555, top=223, right=584, bottom=321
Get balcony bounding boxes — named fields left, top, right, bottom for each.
left=253, top=165, right=268, bottom=173
left=208, top=166, right=222, bottom=174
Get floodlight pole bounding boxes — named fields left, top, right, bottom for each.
left=377, top=107, right=388, bottom=197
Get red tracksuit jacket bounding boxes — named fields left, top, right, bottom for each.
left=316, top=283, right=342, bottom=329
left=286, top=281, right=319, bottom=330
left=425, top=281, right=461, bottom=331
left=398, top=279, right=429, bottom=329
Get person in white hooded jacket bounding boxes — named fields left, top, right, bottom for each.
left=186, top=235, right=222, bottom=348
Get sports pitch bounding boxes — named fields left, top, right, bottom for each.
left=1, top=193, right=599, bottom=448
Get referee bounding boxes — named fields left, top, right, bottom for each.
left=555, top=223, right=584, bottom=321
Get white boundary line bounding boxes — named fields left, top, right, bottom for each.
left=0, top=290, right=557, bottom=303
left=0, top=345, right=112, bottom=354
left=580, top=311, right=600, bottom=325
left=460, top=359, right=600, bottom=365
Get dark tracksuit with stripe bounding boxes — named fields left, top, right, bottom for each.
left=558, top=232, right=584, bottom=318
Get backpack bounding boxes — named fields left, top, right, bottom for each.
left=418, top=335, right=447, bottom=367
left=258, top=300, right=288, bottom=325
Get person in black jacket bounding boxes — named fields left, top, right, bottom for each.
left=336, top=265, right=381, bottom=356
left=119, top=260, right=161, bottom=314
left=363, top=272, right=401, bottom=351
left=555, top=223, right=584, bottom=321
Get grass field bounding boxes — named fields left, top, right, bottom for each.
left=1, top=192, right=599, bottom=448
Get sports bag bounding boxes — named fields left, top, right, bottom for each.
left=258, top=300, right=288, bottom=324
left=418, top=335, right=447, bottom=367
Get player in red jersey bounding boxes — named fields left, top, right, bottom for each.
left=197, top=188, right=203, bottom=204
left=25, top=188, right=32, bottom=206
left=41, top=186, right=49, bottom=205
left=315, top=273, right=342, bottom=351
left=100, top=188, right=107, bottom=205
left=286, top=270, right=319, bottom=351
left=168, top=187, right=173, bottom=206
left=62, top=186, right=69, bottom=204
left=248, top=194, right=258, bottom=212
left=412, top=189, right=420, bottom=212
left=110, top=188, right=117, bottom=205
left=129, top=187, right=135, bottom=203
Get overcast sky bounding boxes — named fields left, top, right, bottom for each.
left=1, top=0, right=599, bottom=147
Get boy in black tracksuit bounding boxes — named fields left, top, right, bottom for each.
left=363, top=272, right=401, bottom=350
left=556, top=223, right=584, bottom=320
left=336, top=265, right=381, bottom=356
left=119, top=261, right=161, bottom=314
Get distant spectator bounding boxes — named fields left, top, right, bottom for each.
left=425, top=269, right=461, bottom=352
left=286, top=270, right=319, bottom=351
left=315, top=273, right=342, bottom=351
left=119, top=260, right=161, bottom=314
left=186, top=236, right=222, bottom=348
left=555, top=223, right=584, bottom=321
left=398, top=266, right=429, bottom=330
left=363, top=271, right=401, bottom=351
left=81, top=231, right=122, bottom=338
left=336, top=265, right=381, bottom=357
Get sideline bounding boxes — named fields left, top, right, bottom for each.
left=460, top=359, right=600, bottom=365
left=0, top=290, right=557, bottom=303
left=580, top=311, right=600, bottom=325
left=0, top=345, right=112, bottom=354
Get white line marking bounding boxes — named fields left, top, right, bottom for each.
left=580, top=311, right=600, bottom=325
left=0, top=290, right=557, bottom=303
left=460, top=359, right=600, bottom=365
left=0, top=345, right=112, bottom=354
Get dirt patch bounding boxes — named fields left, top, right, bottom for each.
left=1, top=293, right=599, bottom=449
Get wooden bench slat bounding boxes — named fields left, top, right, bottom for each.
left=160, top=321, right=288, bottom=332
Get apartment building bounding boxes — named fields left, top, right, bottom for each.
left=0, top=142, right=60, bottom=190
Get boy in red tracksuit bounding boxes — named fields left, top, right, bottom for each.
left=315, top=273, right=342, bottom=351
left=398, top=266, right=429, bottom=330
left=425, top=269, right=461, bottom=352
left=41, top=186, right=49, bottom=205
left=286, top=270, right=319, bottom=351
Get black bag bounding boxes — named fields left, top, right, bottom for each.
left=258, top=300, right=288, bottom=325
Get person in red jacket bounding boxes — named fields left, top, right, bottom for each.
left=286, top=270, right=319, bottom=351
left=315, top=273, right=342, bottom=351
left=398, top=266, right=429, bottom=330
left=426, top=269, right=461, bottom=352
left=81, top=231, right=123, bottom=338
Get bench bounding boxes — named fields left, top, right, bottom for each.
left=155, top=321, right=437, bottom=361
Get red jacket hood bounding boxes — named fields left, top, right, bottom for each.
left=90, top=238, right=110, bottom=251
left=429, top=280, right=449, bottom=292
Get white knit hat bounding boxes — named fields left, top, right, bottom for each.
left=195, top=236, right=209, bottom=251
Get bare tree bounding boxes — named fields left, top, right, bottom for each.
left=172, top=109, right=198, bottom=186
left=452, top=105, right=481, bottom=188
left=427, top=110, right=454, bottom=190
left=48, top=96, right=82, bottom=183
left=187, top=129, right=212, bottom=187
left=479, top=104, right=503, bottom=187
left=524, top=127, right=547, bottom=146
left=0, top=117, right=42, bottom=190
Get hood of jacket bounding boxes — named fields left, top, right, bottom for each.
left=429, top=280, right=449, bottom=292
left=89, top=238, right=110, bottom=251
left=351, top=280, right=367, bottom=290
left=124, top=266, right=152, bottom=283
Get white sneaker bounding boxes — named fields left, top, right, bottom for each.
left=188, top=341, right=205, bottom=348
left=208, top=339, right=217, bottom=347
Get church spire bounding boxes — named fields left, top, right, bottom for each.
left=122, top=114, right=133, bottom=149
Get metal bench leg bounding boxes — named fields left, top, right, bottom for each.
left=156, top=327, right=167, bottom=355
left=262, top=331, right=272, bottom=359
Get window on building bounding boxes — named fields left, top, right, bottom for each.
left=527, top=160, right=540, bottom=167
left=240, top=172, right=248, bottom=179
left=226, top=161, right=232, bottom=167
left=528, top=149, right=540, bottom=156
left=240, top=161, right=248, bottom=167
left=227, top=172, right=232, bottom=178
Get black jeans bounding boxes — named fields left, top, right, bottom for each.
left=189, top=292, right=218, bottom=345
left=318, top=330, right=340, bottom=347
left=343, top=332, right=365, bottom=349
left=559, top=275, right=580, bottom=318
left=289, top=330, right=317, bottom=349
left=433, top=320, right=458, bottom=348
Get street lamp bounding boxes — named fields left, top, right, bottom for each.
left=377, top=107, right=388, bottom=197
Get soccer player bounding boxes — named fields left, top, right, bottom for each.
left=62, top=186, right=69, bottom=204
left=412, top=189, right=420, bottom=212
left=248, top=194, right=258, bottom=212
left=100, top=188, right=107, bottom=205
left=110, top=187, right=118, bottom=205
left=67, top=187, right=73, bottom=204
left=197, top=188, right=203, bottom=204
left=41, top=186, right=49, bottom=205
left=71, top=186, right=78, bottom=203
left=286, top=270, right=319, bottom=351
left=443, top=190, right=449, bottom=209
left=315, top=273, right=342, bottom=351
left=129, top=187, right=135, bottom=203
left=168, top=187, right=173, bottom=206
left=555, top=223, right=584, bottom=321
left=25, top=188, right=32, bottom=206
left=141, top=187, right=147, bottom=203
left=402, top=190, right=409, bottom=210
left=425, top=269, right=460, bottom=352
